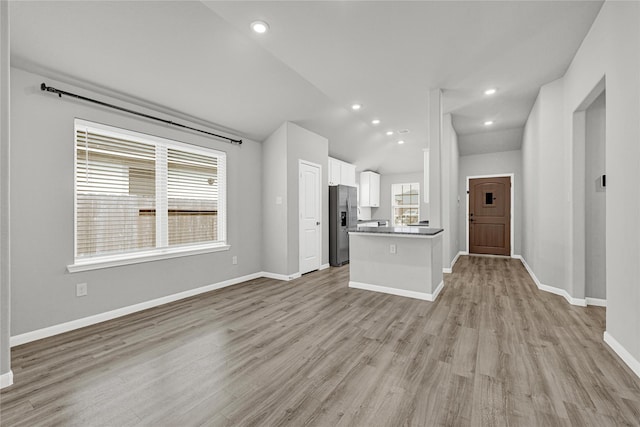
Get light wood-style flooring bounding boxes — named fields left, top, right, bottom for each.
left=2, top=256, right=640, bottom=426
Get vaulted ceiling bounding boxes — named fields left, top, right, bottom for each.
left=10, top=1, right=603, bottom=173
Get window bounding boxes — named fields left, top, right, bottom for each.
left=392, top=182, right=419, bottom=226
left=72, top=119, right=227, bottom=270
left=485, top=192, right=494, bottom=205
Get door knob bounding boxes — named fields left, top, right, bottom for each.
left=316, top=221, right=321, bottom=225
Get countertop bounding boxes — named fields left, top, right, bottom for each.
left=351, top=226, right=443, bottom=236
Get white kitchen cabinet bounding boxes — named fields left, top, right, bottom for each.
left=340, top=162, right=356, bottom=187
left=359, top=171, right=380, bottom=207
left=328, top=157, right=342, bottom=186
left=328, top=157, right=356, bottom=187
left=371, top=172, right=380, bottom=206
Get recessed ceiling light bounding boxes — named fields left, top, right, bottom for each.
left=397, top=140, right=405, bottom=145
left=484, top=120, right=494, bottom=126
left=398, top=129, right=410, bottom=134
left=386, top=131, right=394, bottom=136
left=351, top=103, right=362, bottom=111
left=250, top=20, right=270, bottom=34
left=484, top=88, right=497, bottom=95
left=371, top=119, right=380, bottom=125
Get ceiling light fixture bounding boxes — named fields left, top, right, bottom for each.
left=484, top=120, right=494, bottom=126
left=351, top=103, right=362, bottom=111
left=386, top=131, right=394, bottom=136
left=484, top=88, right=497, bottom=95
left=397, top=140, right=405, bottom=145
left=250, top=20, right=270, bottom=34
left=371, top=119, right=380, bottom=125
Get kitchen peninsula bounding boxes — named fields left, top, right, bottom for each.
left=348, top=227, right=444, bottom=301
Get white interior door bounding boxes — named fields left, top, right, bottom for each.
left=299, top=160, right=321, bottom=274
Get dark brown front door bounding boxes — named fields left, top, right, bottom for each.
left=469, top=176, right=511, bottom=256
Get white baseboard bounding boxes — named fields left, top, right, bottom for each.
left=443, top=251, right=464, bottom=273
left=604, top=331, right=640, bottom=379
left=261, top=271, right=301, bottom=281
left=539, top=283, right=586, bottom=306
left=11, top=272, right=264, bottom=347
left=349, top=280, right=443, bottom=302
left=586, top=297, right=607, bottom=307
left=319, top=263, right=330, bottom=271
left=0, top=370, right=13, bottom=389
left=518, top=257, right=586, bottom=307
left=431, top=280, right=445, bottom=300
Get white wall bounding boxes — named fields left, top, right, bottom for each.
left=441, top=114, right=459, bottom=268
left=458, top=127, right=523, bottom=156
left=521, top=78, right=567, bottom=289
left=10, top=67, right=264, bottom=336
left=428, top=89, right=442, bottom=227
left=564, top=1, right=640, bottom=366
left=521, top=94, right=539, bottom=279
left=522, top=1, right=640, bottom=373
left=0, top=0, right=11, bottom=380
left=261, top=123, right=288, bottom=275
left=262, top=121, right=329, bottom=276
left=585, top=92, right=606, bottom=300
left=458, top=150, right=522, bottom=256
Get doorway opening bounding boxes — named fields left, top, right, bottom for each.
left=572, top=77, right=606, bottom=307
left=466, top=174, right=514, bottom=256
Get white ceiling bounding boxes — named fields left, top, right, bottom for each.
left=10, top=1, right=602, bottom=174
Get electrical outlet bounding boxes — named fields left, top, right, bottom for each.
left=390, top=244, right=396, bottom=254
left=76, top=283, right=88, bottom=297
left=232, top=256, right=238, bottom=265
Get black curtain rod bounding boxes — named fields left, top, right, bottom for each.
left=40, top=83, right=243, bottom=145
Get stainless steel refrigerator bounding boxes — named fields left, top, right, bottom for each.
left=329, top=185, right=358, bottom=266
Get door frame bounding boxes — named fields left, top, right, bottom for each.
left=466, top=173, right=514, bottom=257
left=569, top=76, right=606, bottom=306
left=298, top=159, right=322, bottom=274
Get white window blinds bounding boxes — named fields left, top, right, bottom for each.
left=74, top=120, right=226, bottom=262
left=167, top=148, right=224, bottom=247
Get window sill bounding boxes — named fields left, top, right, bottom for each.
left=67, top=244, right=231, bottom=273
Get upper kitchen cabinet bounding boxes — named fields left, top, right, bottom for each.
left=328, top=158, right=341, bottom=186
left=328, top=157, right=356, bottom=187
left=359, top=171, right=380, bottom=207
left=340, top=162, right=356, bottom=187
